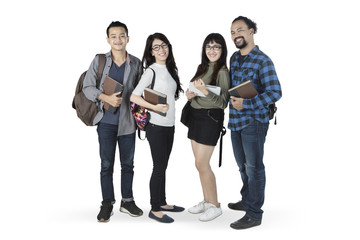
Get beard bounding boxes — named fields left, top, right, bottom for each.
left=234, top=37, right=248, bottom=49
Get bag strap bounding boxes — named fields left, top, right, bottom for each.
left=95, top=54, right=106, bottom=89
left=138, top=129, right=146, bottom=140
left=136, top=68, right=155, bottom=140
left=218, top=126, right=227, bottom=167
left=274, top=103, right=277, bottom=125
left=149, top=68, right=156, bottom=89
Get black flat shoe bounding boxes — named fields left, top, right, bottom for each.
left=228, top=200, right=246, bottom=211
left=148, top=211, right=174, bottom=223
left=160, top=205, right=185, bottom=212
left=230, top=215, right=261, bottom=230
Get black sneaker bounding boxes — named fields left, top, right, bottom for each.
left=120, top=200, right=143, bottom=217
left=97, top=200, right=113, bottom=222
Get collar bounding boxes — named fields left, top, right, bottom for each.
left=237, top=45, right=260, bottom=59
left=244, top=45, right=260, bottom=59
left=106, top=51, right=132, bottom=64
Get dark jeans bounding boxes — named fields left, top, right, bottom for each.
left=231, top=121, right=269, bottom=220
left=97, top=122, right=135, bottom=203
left=146, top=123, right=174, bottom=211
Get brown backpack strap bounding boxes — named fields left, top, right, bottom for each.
left=95, top=54, right=106, bottom=88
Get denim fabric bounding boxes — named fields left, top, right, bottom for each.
left=231, top=121, right=269, bottom=220
left=97, top=122, right=135, bottom=202
left=146, top=123, right=174, bottom=211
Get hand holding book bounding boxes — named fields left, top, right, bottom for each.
left=230, top=97, right=243, bottom=110
left=102, top=76, right=124, bottom=113
left=228, top=80, right=258, bottom=111
left=192, top=79, right=207, bottom=95
left=98, top=91, right=122, bottom=109
left=228, top=80, right=258, bottom=98
left=144, top=87, right=168, bottom=116
left=188, top=80, right=221, bottom=97
left=186, top=89, right=198, bottom=100
left=106, top=91, right=123, bottom=107
left=153, top=103, right=169, bottom=114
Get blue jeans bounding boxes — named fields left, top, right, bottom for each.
left=97, top=122, right=135, bottom=203
left=231, top=121, right=269, bottom=220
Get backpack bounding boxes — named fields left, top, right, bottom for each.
left=268, top=103, right=277, bottom=125
left=130, top=68, right=156, bottom=139
left=72, top=54, right=106, bottom=126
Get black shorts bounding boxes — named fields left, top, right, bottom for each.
left=187, top=106, right=224, bottom=146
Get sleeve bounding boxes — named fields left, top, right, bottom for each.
left=204, top=69, right=231, bottom=109
left=132, top=68, right=153, bottom=96
left=133, top=59, right=143, bottom=88
left=242, top=59, right=282, bottom=110
left=82, top=55, right=103, bottom=102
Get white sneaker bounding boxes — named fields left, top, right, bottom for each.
left=188, top=200, right=207, bottom=214
left=199, top=203, right=222, bottom=221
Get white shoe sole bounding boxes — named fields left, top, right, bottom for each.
left=120, top=207, right=143, bottom=217
left=199, top=209, right=222, bottom=222
left=188, top=209, right=205, bottom=214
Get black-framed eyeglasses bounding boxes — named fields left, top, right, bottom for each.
left=152, top=43, right=168, bottom=51
left=205, top=45, right=222, bottom=51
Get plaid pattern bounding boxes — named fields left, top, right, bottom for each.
left=228, top=46, right=282, bottom=131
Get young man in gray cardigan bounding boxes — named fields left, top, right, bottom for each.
left=82, top=21, right=143, bottom=222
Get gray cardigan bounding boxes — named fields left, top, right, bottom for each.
left=82, top=51, right=142, bottom=136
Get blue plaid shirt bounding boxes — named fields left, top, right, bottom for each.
left=228, top=46, right=282, bottom=131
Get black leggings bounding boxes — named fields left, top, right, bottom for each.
left=146, top=123, right=175, bottom=211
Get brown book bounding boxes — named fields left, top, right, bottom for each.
left=102, top=75, right=124, bottom=113
left=144, top=88, right=167, bottom=116
left=228, top=80, right=258, bottom=98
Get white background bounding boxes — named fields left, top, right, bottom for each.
left=1, top=0, right=359, bottom=239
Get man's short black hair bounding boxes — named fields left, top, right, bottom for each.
left=232, top=16, right=257, bottom=34
left=106, top=21, right=128, bottom=37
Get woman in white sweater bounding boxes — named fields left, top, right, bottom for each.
left=130, top=33, right=184, bottom=223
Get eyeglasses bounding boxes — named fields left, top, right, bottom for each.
left=152, top=43, right=168, bottom=51
left=205, top=45, right=222, bottom=51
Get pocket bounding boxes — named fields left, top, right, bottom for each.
left=241, top=68, right=257, bottom=81
left=207, top=109, right=224, bottom=123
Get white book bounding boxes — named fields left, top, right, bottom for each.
left=188, top=82, right=221, bottom=97
left=206, top=85, right=221, bottom=96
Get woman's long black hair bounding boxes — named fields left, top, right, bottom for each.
left=142, top=33, right=183, bottom=100
left=190, top=33, right=228, bottom=85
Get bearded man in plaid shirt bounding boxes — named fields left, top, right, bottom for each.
left=227, top=16, right=282, bottom=230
